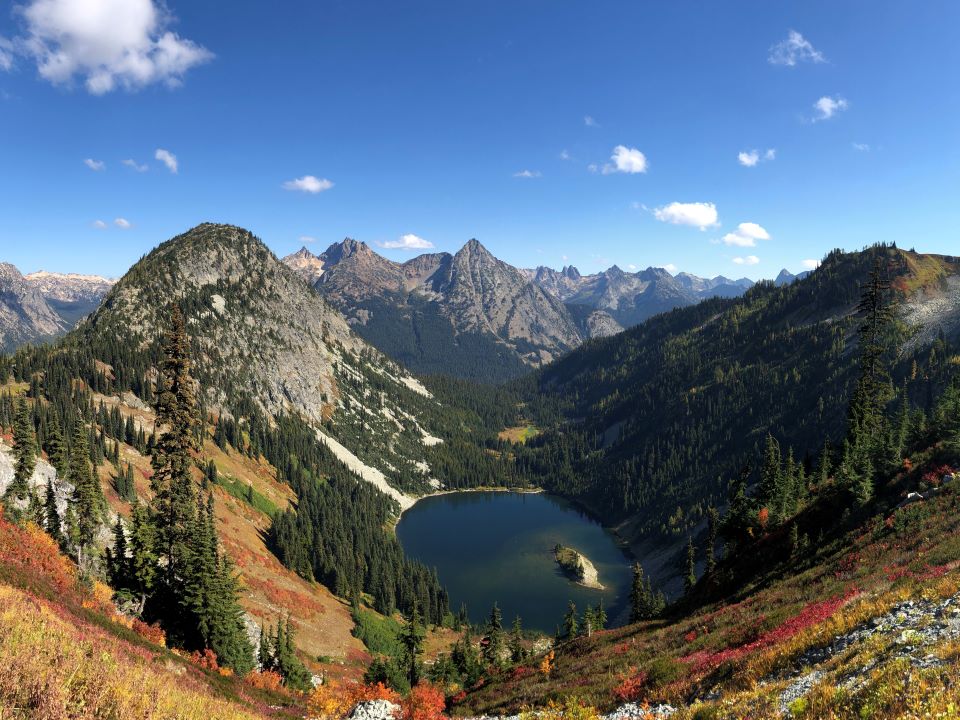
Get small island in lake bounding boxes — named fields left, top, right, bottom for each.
left=553, top=544, right=604, bottom=590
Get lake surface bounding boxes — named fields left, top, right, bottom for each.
left=396, top=491, right=633, bottom=634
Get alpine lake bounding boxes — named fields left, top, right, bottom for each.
left=396, top=490, right=633, bottom=633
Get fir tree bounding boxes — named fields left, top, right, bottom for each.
left=67, top=419, right=106, bottom=571
left=399, top=603, right=425, bottom=687
left=6, top=397, right=37, bottom=514
left=482, top=602, right=505, bottom=667
left=508, top=615, right=525, bottom=663
left=629, top=562, right=650, bottom=623
left=705, top=506, right=719, bottom=576
left=560, top=601, right=578, bottom=640
left=684, top=535, right=697, bottom=594
left=43, top=479, right=62, bottom=544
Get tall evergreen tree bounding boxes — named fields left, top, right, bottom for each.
left=684, top=535, right=697, bottom=594
left=43, top=479, right=62, bottom=544
left=508, top=615, right=525, bottom=663
left=560, top=601, right=578, bottom=640
left=705, top=506, right=719, bottom=576
left=5, top=397, right=37, bottom=514
left=399, top=603, right=425, bottom=687
left=67, top=419, right=106, bottom=571
left=482, top=602, right=505, bottom=667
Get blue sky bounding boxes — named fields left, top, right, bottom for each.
left=0, top=1, right=958, bottom=280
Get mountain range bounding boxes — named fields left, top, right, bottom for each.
left=281, top=240, right=803, bottom=382
left=0, top=265, right=113, bottom=351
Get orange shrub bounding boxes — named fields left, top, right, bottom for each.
left=539, top=649, right=555, bottom=678
left=246, top=670, right=284, bottom=693
left=191, top=648, right=220, bottom=671
left=355, top=681, right=401, bottom=705
left=401, top=682, right=446, bottom=720
left=307, top=680, right=357, bottom=720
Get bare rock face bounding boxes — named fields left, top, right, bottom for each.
left=278, top=247, right=326, bottom=285
left=0, top=262, right=69, bottom=351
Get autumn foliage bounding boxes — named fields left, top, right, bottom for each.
left=401, top=682, right=447, bottom=720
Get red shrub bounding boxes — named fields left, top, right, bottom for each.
left=613, top=669, right=648, bottom=702
left=190, top=648, right=220, bottom=671
left=509, top=666, right=533, bottom=681
left=131, top=618, right=166, bottom=647
left=246, top=670, right=284, bottom=692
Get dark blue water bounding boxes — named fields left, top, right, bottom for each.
left=396, top=491, right=633, bottom=634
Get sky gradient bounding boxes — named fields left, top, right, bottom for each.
left=1, top=0, right=958, bottom=280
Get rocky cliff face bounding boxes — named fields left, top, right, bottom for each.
left=0, top=262, right=69, bottom=351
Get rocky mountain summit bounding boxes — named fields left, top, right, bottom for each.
left=25, top=270, right=114, bottom=324
left=0, top=262, right=69, bottom=351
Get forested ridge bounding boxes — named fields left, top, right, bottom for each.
left=510, top=245, right=960, bottom=541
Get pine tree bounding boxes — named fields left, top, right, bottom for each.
left=630, top=562, right=650, bottom=623
left=684, top=535, right=697, bottom=594
left=127, top=501, right=156, bottom=615
left=595, top=598, right=607, bottom=630
left=757, top=433, right=782, bottom=517
left=399, top=603, right=425, bottom=687
left=108, top=516, right=129, bottom=589
left=509, top=615, right=525, bottom=663
left=582, top=605, right=595, bottom=637
left=43, top=479, right=62, bottom=543
left=560, top=601, right=578, bottom=640
left=705, top=506, right=719, bottom=576
left=6, top=397, right=37, bottom=514
left=67, top=419, right=106, bottom=571
left=482, top=602, right=505, bottom=667
left=150, top=306, right=201, bottom=595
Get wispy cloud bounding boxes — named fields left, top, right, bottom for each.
left=155, top=148, right=177, bottom=173
left=722, top=222, right=770, bottom=247
left=92, top=219, right=107, bottom=229
left=813, top=95, right=849, bottom=121
left=513, top=169, right=541, bottom=178
left=559, top=149, right=570, bottom=161
left=378, top=233, right=434, bottom=250
left=653, top=201, right=719, bottom=230
left=852, top=142, right=871, bottom=152
left=768, top=30, right=825, bottom=67
left=122, top=158, right=148, bottom=172
left=733, top=255, right=760, bottom=265
left=114, top=217, right=131, bottom=229
left=601, top=145, right=647, bottom=174
left=5, top=0, right=212, bottom=94
left=282, top=175, right=334, bottom=193
left=584, top=115, right=598, bottom=127
left=299, top=235, right=317, bottom=244
left=801, top=258, right=820, bottom=270
left=662, top=263, right=677, bottom=273
left=738, top=148, right=776, bottom=167
left=84, top=158, right=105, bottom=171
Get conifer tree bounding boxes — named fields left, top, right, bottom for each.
left=43, top=479, right=62, bottom=543
left=596, top=598, right=607, bottom=630
left=399, top=603, right=425, bottom=687
left=561, top=601, right=578, bottom=640
left=684, top=535, right=697, bottom=594
left=705, top=506, right=719, bottom=576
left=482, top=602, right=505, bottom=667
left=509, top=615, right=525, bottom=663
left=127, top=501, right=156, bottom=615
left=6, top=397, right=37, bottom=513
left=67, top=419, right=106, bottom=570
left=629, top=562, right=649, bottom=623
left=108, top=516, right=129, bottom=589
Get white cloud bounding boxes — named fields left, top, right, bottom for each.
left=722, top=222, right=770, bottom=247
left=513, top=169, right=541, bottom=178
left=813, top=95, right=849, bottom=121
left=738, top=148, right=776, bottom=167
left=10, top=0, right=212, bottom=94
left=662, top=263, right=677, bottom=273
left=852, top=142, right=870, bottom=152
left=83, top=157, right=105, bottom=171
left=92, top=219, right=107, bottom=229
left=122, top=158, right=148, bottom=172
left=0, top=37, right=13, bottom=71
left=559, top=149, right=570, bottom=161
left=602, top=145, right=647, bottom=174
left=733, top=255, right=760, bottom=266
left=154, top=148, right=177, bottom=173
left=653, top=201, right=719, bottom=230
left=299, top=235, right=317, bottom=244
left=768, top=30, right=825, bottom=67
left=584, top=115, right=597, bottom=127
left=801, top=258, right=820, bottom=270
left=587, top=163, right=599, bottom=174
left=114, top=217, right=131, bottom=229
left=379, top=233, right=434, bottom=250
left=282, top=175, right=334, bottom=194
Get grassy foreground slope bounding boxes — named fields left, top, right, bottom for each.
left=0, top=510, right=294, bottom=720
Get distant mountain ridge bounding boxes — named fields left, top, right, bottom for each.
left=283, top=241, right=789, bottom=381
left=0, top=266, right=113, bottom=350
